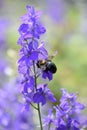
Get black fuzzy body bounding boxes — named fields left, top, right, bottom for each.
left=46, top=61, right=57, bottom=73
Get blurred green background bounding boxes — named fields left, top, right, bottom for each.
left=0, top=0, right=87, bottom=104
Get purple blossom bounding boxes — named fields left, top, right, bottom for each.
left=55, top=89, right=85, bottom=130
left=44, top=109, right=54, bottom=126
left=22, top=91, right=34, bottom=111
left=60, top=89, right=85, bottom=114
left=44, top=88, right=86, bottom=130
left=42, top=70, right=53, bottom=80
left=21, top=75, right=35, bottom=92
left=33, top=84, right=56, bottom=105
left=18, top=5, right=46, bottom=40
left=18, top=5, right=55, bottom=113
left=21, top=5, right=41, bottom=24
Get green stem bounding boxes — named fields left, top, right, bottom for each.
left=38, top=104, right=43, bottom=130
left=33, top=61, right=43, bottom=130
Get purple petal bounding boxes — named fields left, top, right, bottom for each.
left=33, top=40, right=38, bottom=50
left=29, top=51, right=38, bottom=60
left=28, top=41, right=33, bottom=51
left=18, top=56, right=26, bottom=63
left=33, top=93, right=46, bottom=105
left=75, top=102, right=85, bottom=112
left=19, top=23, right=28, bottom=34
left=39, top=47, right=48, bottom=59
left=26, top=5, right=35, bottom=16
left=42, top=71, right=53, bottom=80
left=47, top=92, right=57, bottom=102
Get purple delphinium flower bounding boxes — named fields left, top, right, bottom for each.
left=17, top=5, right=57, bottom=130
left=18, top=5, right=46, bottom=40
left=44, top=108, right=55, bottom=128
left=54, top=89, right=85, bottom=130
left=18, top=5, right=56, bottom=112
left=44, top=88, right=86, bottom=130
left=33, top=84, right=56, bottom=105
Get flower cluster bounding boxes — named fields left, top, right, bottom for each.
left=18, top=5, right=87, bottom=130
left=44, top=89, right=85, bottom=130
left=18, top=5, right=56, bottom=111
left=0, top=79, right=34, bottom=130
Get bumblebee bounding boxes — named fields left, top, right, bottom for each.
left=37, top=51, right=57, bottom=74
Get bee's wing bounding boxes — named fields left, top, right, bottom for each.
left=48, top=51, right=58, bottom=60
